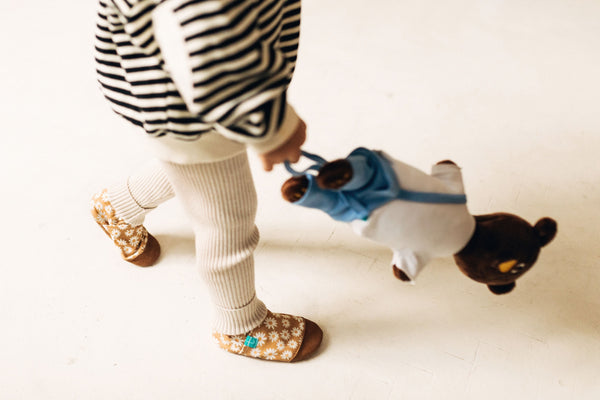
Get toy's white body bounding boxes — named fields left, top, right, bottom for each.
left=350, top=153, right=476, bottom=281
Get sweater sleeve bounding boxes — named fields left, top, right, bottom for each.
left=150, top=0, right=300, bottom=153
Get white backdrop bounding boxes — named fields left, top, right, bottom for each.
left=1, top=1, right=599, bottom=399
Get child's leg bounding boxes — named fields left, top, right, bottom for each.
left=107, top=160, right=175, bottom=226
left=160, top=152, right=323, bottom=362
left=159, top=153, right=267, bottom=335
left=91, top=161, right=174, bottom=267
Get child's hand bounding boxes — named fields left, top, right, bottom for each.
left=259, top=119, right=306, bottom=171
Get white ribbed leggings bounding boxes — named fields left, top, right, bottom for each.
left=107, top=152, right=267, bottom=335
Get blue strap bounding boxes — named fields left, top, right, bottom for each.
left=284, top=151, right=328, bottom=176
left=397, top=189, right=467, bottom=205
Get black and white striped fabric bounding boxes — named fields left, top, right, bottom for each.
left=95, top=0, right=301, bottom=142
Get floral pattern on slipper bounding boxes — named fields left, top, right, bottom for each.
left=213, top=311, right=307, bottom=362
left=91, top=189, right=148, bottom=261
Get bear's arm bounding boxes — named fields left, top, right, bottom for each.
left=430, top=162, right=466, bottom=194
left=391, top=248, right=431, bottom=283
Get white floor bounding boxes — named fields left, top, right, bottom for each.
left=2, top=0, right=599, bottom=399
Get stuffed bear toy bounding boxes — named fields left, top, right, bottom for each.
left=281, top=148, right=557, bottom=295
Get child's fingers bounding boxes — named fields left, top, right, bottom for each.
left=261, top=158, right=274, bottom=171
left=287, top=150, right=301, bottom=164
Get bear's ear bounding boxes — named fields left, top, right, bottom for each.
left=534, top=218, right=557, bottom=247
left=488, top=282, right=516, bottom=295
left=281, top=175, right=309, bottom=203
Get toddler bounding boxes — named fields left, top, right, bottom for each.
left=91, top=0, right=322, bottom=362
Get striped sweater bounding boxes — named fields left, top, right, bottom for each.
left=94, top=0, right=302, bottom=162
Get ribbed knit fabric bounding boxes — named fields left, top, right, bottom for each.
left=108, top=161, right=175, bottom=226
left=160, top=152, right=268, bottom=335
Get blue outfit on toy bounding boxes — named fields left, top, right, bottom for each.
left=285, top=148, right=467, bottom=222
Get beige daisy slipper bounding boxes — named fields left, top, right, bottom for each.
left=213, top=311, right=323, bottom=362
left=91, top=189, right=160, bottom=267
